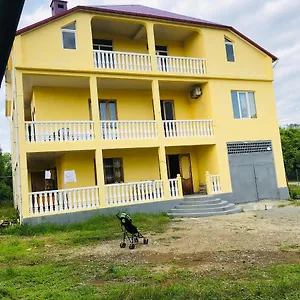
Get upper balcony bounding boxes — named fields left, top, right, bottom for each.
left=21, top=74, right=214, bottom=152
left=91, top=17, right=206, bottom=76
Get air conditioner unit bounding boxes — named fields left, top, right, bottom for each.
left=5, top=70, right=11, bottom=83
left=190, top=86, right=202, bottom=99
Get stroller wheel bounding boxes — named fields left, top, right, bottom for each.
left=143, top=238, right=149, bottom=245
left=120, top=242, right=126, bottom=248
left=134, top=237, right=139, bottom=243
left=129, top=244, right=135, bottom=250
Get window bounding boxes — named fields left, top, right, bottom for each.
left=225, top=38, right=235, bottom=62
left=99, top=100, right=117, bottom=120
left=231, top=91, right=257, bottom=119
left=103, top=158, right=124, bottom=184
left=160, top=100, right=174, bottom=120
left=62, top=22, right=76, bottom=50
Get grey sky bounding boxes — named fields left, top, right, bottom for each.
left=0, top=0, right=299, bottom=152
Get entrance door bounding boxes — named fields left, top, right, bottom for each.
left=156, top=45, right=168, bottom=72
left=93, top=39, right=114, bottom=68
left=167, top=154, right=193, bottom=195
left=179, top=154, right=193, bottom=195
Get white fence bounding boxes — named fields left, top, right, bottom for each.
left=163, top=120, right=213, bottom=138
left=100, top=121, right=157, bottom=140
left=169, top=179, right=180, bottom=198
left=25, top=121, right=95, bottom=142
left=94, top=50, right=152, bottom=71
left=157, top=55, right=206, bottom=75
left=29, top=187, right=99, bottom=215
left=105, top=180, right=164, bottom=206
left=211, top=175, right=221, bottom=194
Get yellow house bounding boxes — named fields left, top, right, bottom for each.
left=5, top=1, right=289, bottom=224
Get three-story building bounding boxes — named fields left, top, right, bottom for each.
left=5, top=1, right=289, bottom=224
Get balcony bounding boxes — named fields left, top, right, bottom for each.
left=157, top=55, right=206, bottom=75
left=94, top=50, right=152, bottom=72
left=29, top=186, right=99, bottom=215
left=25, top=121, right=95, bottom=142
left=100, top=120, right=158, bottom=140
left=163, top=120, right=213, bottom=138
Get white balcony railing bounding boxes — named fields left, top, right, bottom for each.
left=29, top=186, right=99, bottom=215
left=169, top=178, right=180, bottom=198
left=105, top=180, right=164, bottom=206
left=211, top=175, right=221, bottom=194
left=94, top=50, right=152, bottom=71
left=163, top=120, right=213, bottom=138
left=100, top=120, right=158, bottom=140
left=25, top=121, right=95, bottom=142
left=157, top=55, right=206, bottom=75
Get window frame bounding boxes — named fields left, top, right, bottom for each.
left=103, top=158, right=124, bottom=184
left=99, top=100, right=118, bottom=121
left=225, top=37, right=235, bottom=62
left=61, top=22, right=77, bottom=50
left=231, top=91, right=257, bottom=119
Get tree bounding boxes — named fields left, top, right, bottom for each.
left=0, top=148, right=13, bottom=200
left=280, top=126, right=300, bottom=181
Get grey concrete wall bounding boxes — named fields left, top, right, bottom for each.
left=278, top=187, right=290, bottom=200
left=23, top=199, right=183, bottom=226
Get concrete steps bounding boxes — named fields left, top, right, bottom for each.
left=168, top=195, right=242, bottom=218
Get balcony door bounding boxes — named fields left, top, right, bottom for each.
left=99, top=100, right=118, bottom=139
left=156, top=45, right=168, bottom=72
left=93, top=39, right=114, bottom=68
left=160, top=100, right=174, bottom=121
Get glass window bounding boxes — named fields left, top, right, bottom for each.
left=62, top=22, right=76, bottom=50
left=99, top=100, right=117, bottom=120
left=225, top=38, right=235, bottom=62
left=231, top=91, right=257, bottom=119
left=103, top=158, right=124, bottom=184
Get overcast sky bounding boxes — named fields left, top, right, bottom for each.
left=0, top=0, right=299, bottom=152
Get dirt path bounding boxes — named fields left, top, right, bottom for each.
left=73, top=206, right=300, bottom=272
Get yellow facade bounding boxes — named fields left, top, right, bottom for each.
left=6, top=4, right=287, bottom=223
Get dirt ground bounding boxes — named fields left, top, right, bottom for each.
left=74, top=205, right=300, bottom=273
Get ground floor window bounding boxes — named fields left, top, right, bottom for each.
left=103, top=158, right=124, bottom=184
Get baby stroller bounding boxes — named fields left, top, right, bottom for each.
left=116, top=213, right=149, bottom=249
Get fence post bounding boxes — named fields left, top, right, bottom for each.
left=177, top=174, right=183, bottom=198
left=205, top=171, right=212, bottom=195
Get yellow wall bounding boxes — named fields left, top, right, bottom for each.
left=103, top=148, right=160, bottom=182
left=209, top=79, right=286, bottom=191
left=202, top=28, right=271, bottom=79
left=20, top=12, right=94, bottom=70
left=56, top=151, right=95, bottom=190
left=160, top=90, right=192, bottom=120
left=32, top=87, right=154, bottom=121
left=93, top=33, right=148, bottom=54
left=32, top=87, right=90, bottom=121
left=184, top=31, right=205, bottom=58
left=190, top=83, right=212, bottom=120
left=98, top=89, right=154, bottom=120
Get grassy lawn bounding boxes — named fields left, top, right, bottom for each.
left=1, top=201, right=300, bottom=299
left=289, top=184, right=300, bottom=199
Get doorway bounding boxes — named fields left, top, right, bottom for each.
left=167, top=154, right=193, bottom=195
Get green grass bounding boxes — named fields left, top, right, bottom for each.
left=1, top=258, right=300, bottom=299
left=289, top=184, right=300, bottom=199
left=0, top=200, right=18, bottom=220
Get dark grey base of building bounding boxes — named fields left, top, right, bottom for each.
left=22, top=199, right=183, bottom=226
left=22, top=188, right=290, bottom=226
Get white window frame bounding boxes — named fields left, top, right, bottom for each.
left=225, top=38, right=235, bottom=62
left=61, top=23, right=77, bottom=50
left=235, top=91, right=256, bottom=119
